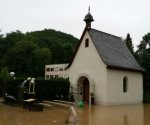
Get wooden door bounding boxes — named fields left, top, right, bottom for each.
left=83, top=78, right=89, bottom=103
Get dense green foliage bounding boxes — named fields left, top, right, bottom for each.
left=0, top=67, right=11, bottom=96
left=35, top=78, right=70, bottom=100
left=0, top=29, right=78, bottom=77
left=134, top=33, right=150, bottom=102
left=124, top=33, right=134, bottom=55
left=0, top=78, right=22, bottom=97
left=135, top=33, right=150, bottom=84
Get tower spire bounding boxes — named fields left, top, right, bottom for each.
left=88, top=6, right=90, bottom=13
left=84, top=7, right=94, bottom=29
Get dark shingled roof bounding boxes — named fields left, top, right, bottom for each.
left=89, top=29, right=144, bottom=72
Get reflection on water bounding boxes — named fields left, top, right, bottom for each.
left=78, top=104, right=144, bottom=125
left=0, top=103, right=150, bottom=125
left=124, top=115, right=128, bottom=125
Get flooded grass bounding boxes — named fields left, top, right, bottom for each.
left=0, top=103, right=150, bottom=125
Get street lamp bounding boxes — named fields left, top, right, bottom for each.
left=10, top=72, right=15, bottom=79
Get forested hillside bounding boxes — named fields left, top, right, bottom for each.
left=0, top=29, right=78, bottom=77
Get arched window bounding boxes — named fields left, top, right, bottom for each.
left=85, top=38, right=89, bottom=47
left=123, top=77, right=128, bottom=93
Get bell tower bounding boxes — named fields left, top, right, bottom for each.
left=84, top=7, right=94, bottom=29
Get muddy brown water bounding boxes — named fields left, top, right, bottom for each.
left=0, top=103, right=150, bottom=125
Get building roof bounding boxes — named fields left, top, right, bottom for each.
left=89, top=29, right=144, bottom=72
left=84, top=7, right=94, bottom=22
left=68, top=28, right=144, bottom=72
left=84, top=12, right=94, bottom=22
left=46, top=63, right=69, bottom=68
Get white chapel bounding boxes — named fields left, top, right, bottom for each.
left=67, top=9, right=144, bottom=105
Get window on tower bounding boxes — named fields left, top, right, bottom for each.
left=85, top=38, right=89, bottom=47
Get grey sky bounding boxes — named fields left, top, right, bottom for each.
left=0, top=0, right=150, bottom=48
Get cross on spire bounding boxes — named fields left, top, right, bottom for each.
left=88, top=6, right=90, bottom=13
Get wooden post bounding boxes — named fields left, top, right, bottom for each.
left=65, top=105, right=79, bottom=124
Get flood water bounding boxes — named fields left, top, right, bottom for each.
left=0, top=103, right=150, bottom=125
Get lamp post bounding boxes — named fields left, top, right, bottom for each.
left=10, top=72, right=15, bottom=79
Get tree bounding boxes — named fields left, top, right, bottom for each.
left=0, top=31, right=25, bottom=68
left=0, top=34, right=5, bottom=60
left=2, top=40, right=38, bottom=76
left=64, top=43, right=74, bottom=63
left=33, top=48, right=52, bottom=77
left=0, top=29, right=78, bottom=78
left=124, top=33, right=134, bottom=55
left=50, top=42, right=65, bottom=64
left=136, top=33, right=150, bottom=84
left=4, top=30, right=24, bottom=49
left=137, top=33, right=150, bottom=53
left=0, top=67, right=11, bottom=96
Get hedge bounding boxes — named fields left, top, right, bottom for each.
left=35, top=78, right=70, bottom=100
left=0, top=78, right=70, bottom=101
left=0, top=79, right=23, bottom=97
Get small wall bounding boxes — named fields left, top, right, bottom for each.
left=106, top=69, right=143, bottom=105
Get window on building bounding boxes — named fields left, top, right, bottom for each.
left=59, top=68, right=63, bottom=71
left=50, top=75, right=53, bottom=79
left=123, top=77, right=128, bottom=93
left=50, top=68, right=54, bottom=71
left=46, top=75, right=49, bottom=79
left=85, top=38, right=89, bottom=47
left=55, top=75, right=58, bottom=78
left=46, top=68, right=50, bottom=72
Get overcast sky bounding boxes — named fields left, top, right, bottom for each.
left=0, top=0, right=150, bottom=48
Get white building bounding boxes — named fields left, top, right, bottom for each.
left=45, top=64, right=69, bottom=79
left=67, top=9, right=144, bottom=105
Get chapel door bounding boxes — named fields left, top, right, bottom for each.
left=83, top=78, right=89, bottom=103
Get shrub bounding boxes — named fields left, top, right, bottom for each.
left=1, top=78, right=70, bottom=101
left=35, top=78, right=70, bottom=100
